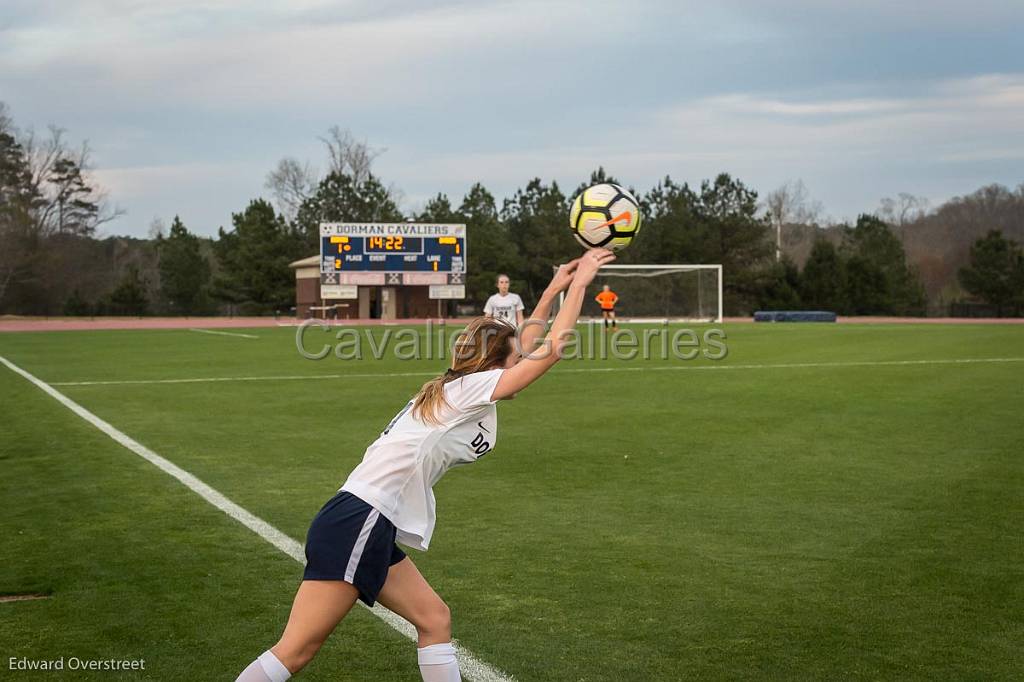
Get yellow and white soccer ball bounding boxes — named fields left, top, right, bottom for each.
left=569, top=183, right=642, bottom=251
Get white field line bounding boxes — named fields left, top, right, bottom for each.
left=188, top=328, right=259, bottom=339
left=47, top=356, right=1024, bottom=387
left=0, top=355, right=513, bottom=682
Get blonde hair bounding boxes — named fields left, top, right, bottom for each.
left=412, top=316, right=517, bottom=425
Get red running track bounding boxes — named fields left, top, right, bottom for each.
left=1, top=315, right=1022, bottom=333
left=0, top=317, right=454, bottom=332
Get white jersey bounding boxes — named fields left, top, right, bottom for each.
left=484, top=292, right=524, bottom=322
left=341, top=369, right=503, bottom=551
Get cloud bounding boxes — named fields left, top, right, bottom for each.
left=648, top=73, right=1024, bottom=158
left=387, top=73, right=1024, bottom=219
left=76, top=71, right=1024, bottom=232
left=703, top=95, right=908, bottom=117
left=3, top=1, right=1022, bottom=234
left=1, top=1, right=593, bottom=112
left=717, top=0, right=1024, bottom=32
left=89, top=160, right=263, bottom=233
left=91, top=160, right=254, bottom=199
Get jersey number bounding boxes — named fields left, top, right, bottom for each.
left=471, top=432, right=491, bottom=456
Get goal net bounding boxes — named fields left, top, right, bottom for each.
left=554, top=264, right=723, bottom=323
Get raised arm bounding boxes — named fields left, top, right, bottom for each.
left=517, top=259, right=579, bottom=355
left=493, top=250, right=615, bottom=400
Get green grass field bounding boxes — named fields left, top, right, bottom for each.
left=1, top=322, right=1022, bottom=680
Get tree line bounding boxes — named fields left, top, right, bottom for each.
left=2, top=104, right=1022, bottom=317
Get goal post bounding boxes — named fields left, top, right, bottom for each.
left=554, top=264, right=723, bottom=323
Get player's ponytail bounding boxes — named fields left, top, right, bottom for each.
left=412, top=316, right=517, bottom=425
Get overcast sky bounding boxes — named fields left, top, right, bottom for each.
left=2, top=0, right=1023, bottom=237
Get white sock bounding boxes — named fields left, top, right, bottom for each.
left=235, top=650, right=291, bottom=682
left=417, top=642, right=461, bottom=682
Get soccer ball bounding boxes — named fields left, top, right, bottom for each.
left=569, top=183, right=642, bottom=251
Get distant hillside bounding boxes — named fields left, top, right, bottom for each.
left=901, top=184, right=1024, bottom=309
left=781, top=183, right=1024, bottom=314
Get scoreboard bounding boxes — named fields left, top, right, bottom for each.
left=319, top=223, right=466, bottom=287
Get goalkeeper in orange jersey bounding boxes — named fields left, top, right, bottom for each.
left=595, top=284, right=618, bottom=329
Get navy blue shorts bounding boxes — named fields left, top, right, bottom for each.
left=303, top=491, right=407, bottom=606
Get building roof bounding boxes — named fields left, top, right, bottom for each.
left=289, top=255, right=319, bottom=268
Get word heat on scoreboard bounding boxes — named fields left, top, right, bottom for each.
left=319, top=222, right=466, bottom=291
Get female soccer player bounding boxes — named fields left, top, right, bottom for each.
left=236, top=248, right=616, bottom=682
left=595, top=284, right=618, bottom=329
left=483, top=273, right=525, bottom=325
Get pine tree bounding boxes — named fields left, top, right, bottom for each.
left=0, top=127, right=43, bottom=309
left=501, top=179, right=575, bottom=302
left=842, top=215, right=925, bottom=315
left=107, top=265, right=149, bottom=316
left=958, top=230, right=1024, bottom=315
left=157, top=216, right=211, bottom=314
left=48, top=157, right=100, bottom=236
left=294, top=172, right=404, bottom=251
left=457, top=184, right=522, bottom=306
left=213, top=200, right=304, bottom=313
left=758, top=256, right=803, bottom=310
left=800, top=240, right=847, bottom=311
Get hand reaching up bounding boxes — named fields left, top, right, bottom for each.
left=572, top=249, right=616, bottom=288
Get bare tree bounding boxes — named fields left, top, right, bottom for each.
left=22, top=126, right=123, bottom=236
left=1, top=108, right=124, bottom=311
left=318, top=126, right=383, bottom=184
left=0, top=102, right=11, bottom=134
left=22, top=125, right=64, bottom=205
left=266, top=126, right=393, bottom=222
left=763, top=179, right=823, bottom=260
left=0, top=105, right=40, bottom=307
left=877, top=193, right=929, bottom=234
left=264, top=157, right=317, bottom=221
left=148, top=217, right=167, bottom=240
